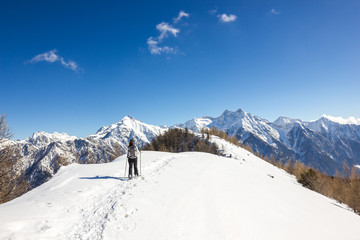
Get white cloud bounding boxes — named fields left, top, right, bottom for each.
left=30, top=49, right=59, bottom=63
left=156, top=22, right=180, bottom=41
left=147, top=37, right=176, bottom=55
left=270, top=9, right=280, bottom=15
left=29, top=49, right=79, bottom=71
left=322, top=115, right=360, bottom=125
left=173, top=10, right=189, bottom=24
left=218, top=13, right=237, bottom=23
left=147, top=11, right=189, bottom=55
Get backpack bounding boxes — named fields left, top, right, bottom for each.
left=128, top=145, right=137, bottom=159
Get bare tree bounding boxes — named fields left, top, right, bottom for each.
left=348, top=167, right=360, bottom=213
left=0, top=114, right=28, bottom=204
left=0, top=114, right=13, bottom=140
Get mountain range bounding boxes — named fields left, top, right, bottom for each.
left=2, top=108, right=360, bottom=193
left=177, top=109, right=360, bottom=175
left=3, top=116, right=167, bottom=190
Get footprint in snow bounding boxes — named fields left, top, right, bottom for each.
left=118, top=221, right=136, bottom=231
left=40, top=220, right=51, bottom=231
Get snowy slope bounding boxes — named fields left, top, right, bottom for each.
left=1, top=138, right=359, bottom=240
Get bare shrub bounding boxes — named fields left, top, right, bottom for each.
left=143, top=128, right=219, bottom=154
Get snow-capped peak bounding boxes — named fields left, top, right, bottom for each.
left=120, top=115, right=137, bottom=123
left=322, top=115, right=360, bottom=125
left=220, top=108, right=246, bottom=120
left=173, top=117, right=213, bottom=133
left=25, top=131, right=77, bottom=147
left=273, top=116, right=303, bottom=127
left=90, top=116, right=167, bottom=147
left=95, top=116, right=139, bottom=135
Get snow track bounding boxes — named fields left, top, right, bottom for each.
left=1, top=139, right=360, bottom=240
left=65, top=154, right=178, bottom=240
left=66, top=184, right=124, bottom=240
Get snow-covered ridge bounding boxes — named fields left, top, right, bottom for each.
left=175, top=108, right=280, bottom=144
left=24, top=131, right=79, bottom=147
left=321, top=115, right=360, bottom=125
left=173, top=117, right=213, bottom=133
left=177, top=108, right=360, bottom=175
left=1, top=138, right=360, bottom=240
left=272, top=116, right=304, bottom=128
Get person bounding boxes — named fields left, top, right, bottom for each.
left=127, top=139, right=140, bottom=179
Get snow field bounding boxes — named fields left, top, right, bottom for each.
left=0, top=151, right=175, bottom=240
left=0, top=137, right=360, bottom=240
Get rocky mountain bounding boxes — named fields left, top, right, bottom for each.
left=178, top=109, right=360, bottom=175
left=2, top=109, right=359, bottom=200
left=2, top=116, right=167, bottom=190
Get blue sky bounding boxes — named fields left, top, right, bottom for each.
left=1, top=0, right=359, bottom=139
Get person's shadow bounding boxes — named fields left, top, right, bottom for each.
left=79, top=176, right=128, bottom=181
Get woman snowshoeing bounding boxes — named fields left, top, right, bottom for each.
left=127, top=139, right=140, bottom=179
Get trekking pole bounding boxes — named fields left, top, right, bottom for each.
left=124, top=157, right=128, bottom=178
left=140, top=150, right=142, bottom=176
